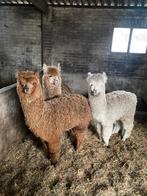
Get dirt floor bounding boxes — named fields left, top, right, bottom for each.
left=0, top=123, right=147, bottom=196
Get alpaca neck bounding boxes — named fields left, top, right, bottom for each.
left=20, top=86, right=44, bottom=123
left=89, top=92, right=107, bottom=115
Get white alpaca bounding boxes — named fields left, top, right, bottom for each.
left=87, top=72, right=137, bottom=146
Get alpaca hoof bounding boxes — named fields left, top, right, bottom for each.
left=50, top=153, right=59, bottom=165
left=103, top=142, right=109, bottom=147
left=50, top=158, right=57, bottom=165
left=122, top=136, right=127, bottom=142
left=99, top=137, right=103, bottom=143
left=75, top=142, right=83, bottom=151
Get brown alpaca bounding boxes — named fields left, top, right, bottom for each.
left=42, top=64, right=71, bottom=100
left=16, top=70, right=91, bottom=164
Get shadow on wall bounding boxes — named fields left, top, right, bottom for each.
left=0, top=52, right=17, bottom=88
left=0, top=51, right=36, bottom=88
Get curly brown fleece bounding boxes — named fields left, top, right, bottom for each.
left=42, top=64, right=71, bottom=100
left=16, top=70, right=91, bottom=163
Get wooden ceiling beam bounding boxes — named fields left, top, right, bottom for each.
left=141, top=0, right=145, bottom=6
left=121, top=0, right=124, bottom=6
left=30, top=0, right=48, bottom=13
left=93, top=0, right=98, bottom=6
left=106, top=0, right=111, bottom=6
left=114, top=0, right=118, bottom=6
left=99, top=0, right=104, bottom=6
left=135, top=0, right=138, bottom=6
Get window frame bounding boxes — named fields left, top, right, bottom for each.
left=111, top=27, right=147, bottom=54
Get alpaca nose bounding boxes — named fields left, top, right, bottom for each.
left=23, top=84, right=29, bottom=93
left=54, top=78, right=59, bottom=85
left=91, top=88, right=98, bottom=96
left=91, top=89, right=95, bottom=96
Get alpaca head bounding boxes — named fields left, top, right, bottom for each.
left=16, top=70, right=42, bottom=100
left=42, top=63, right=62, bottom=99
left=87, top=72, right=107, bottom=96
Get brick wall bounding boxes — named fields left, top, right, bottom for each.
left=0, top=6, right=41, bottom=87
left=0, top=6, right=147, bottom=111
left=43, top=8, right=147, bottom=111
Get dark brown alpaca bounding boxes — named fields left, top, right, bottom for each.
left=16, top=70, right=91, bottom=164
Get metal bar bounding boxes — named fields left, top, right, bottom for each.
left=127, top=28, right=133, bottom=53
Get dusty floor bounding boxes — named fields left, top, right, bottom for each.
left=0, top=123, right=147, bottom=196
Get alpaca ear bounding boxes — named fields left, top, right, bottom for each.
left=87, top=72, right=93, bottom=78
left=15, top=70, right=20, bottom=78
left=34, top=71, right=40, bottom=78
left=57, top=63, right=61, bottom=72
left=102, top=72, right=107, bottom=83
left=88, top=72, right=93, bottom=76
left=87, top=72, right=93, bottom=80
left=43, top=64, right=48, bottom=74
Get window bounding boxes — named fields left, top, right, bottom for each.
left=130, top=29, right=147, bottom=54
left=111, top=28, right=147, bottom=54
left=111, top=28, right=131, bottom=53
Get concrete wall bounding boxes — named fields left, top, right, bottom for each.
left=0, top=6, right=41, bottom=88
left=0, top=84, right=27, bottom=161
left=43, top=8, right=147, bottom=111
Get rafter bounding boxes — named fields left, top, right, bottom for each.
left=30, top=0, right=48, bottom=13
left=0, top=0, right=147, bottom=8
left=93, top=0, right=98, bottom=6
left=99, top=0, right=104, bottom=6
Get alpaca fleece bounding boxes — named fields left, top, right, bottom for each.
left=17, top=71, right=91, bottom=163
left=42, top=64, right=71, bottom=100
left=87, top=72, right=137, bottom=146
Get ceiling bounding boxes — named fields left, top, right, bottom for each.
left=0, top=0, right=147, bottom=12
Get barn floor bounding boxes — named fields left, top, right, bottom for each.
left=0, top=123, right=147, bottom=196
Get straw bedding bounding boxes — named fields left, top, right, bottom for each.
left=0, top=123, right=147, bottom=196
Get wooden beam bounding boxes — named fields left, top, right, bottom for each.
left=135, top=0, right=138, bottom=6
left=114, top=0, right=117, bottom=6
left=86, top=0, right=91, bottom=6
left=121, top=0, right=124, bottom=6
left=30, top=0, right=48, bottom=13
left=141, top=0, right=145, bottom=7
left=99, top=0, right=104, bottom=6
left=106, top=0, right=111, bottom=6
left=93, top=0, right=98, bottom=6
left=80, top=0, right=85, bottom=6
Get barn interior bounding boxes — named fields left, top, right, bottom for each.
left=0, top=0, right=147, bottom=195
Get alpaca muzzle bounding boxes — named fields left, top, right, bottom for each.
left=90, top=89, right=99, bottom=96
left=23, top=84, right=29, bottom=93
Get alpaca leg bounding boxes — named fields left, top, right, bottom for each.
left=112, top=121, right=121, bottom=134
left=73, top=128, right=87, bottom=150
left=122, top=121, right=134, bottom=141
left=102, top=123, right=113, bottom=146
left=96, top=123, right=102, bottom=142
left=47, top=135, right=61, bottom=164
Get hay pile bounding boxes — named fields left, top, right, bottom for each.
left=0, top=123, right=147, bottom=196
